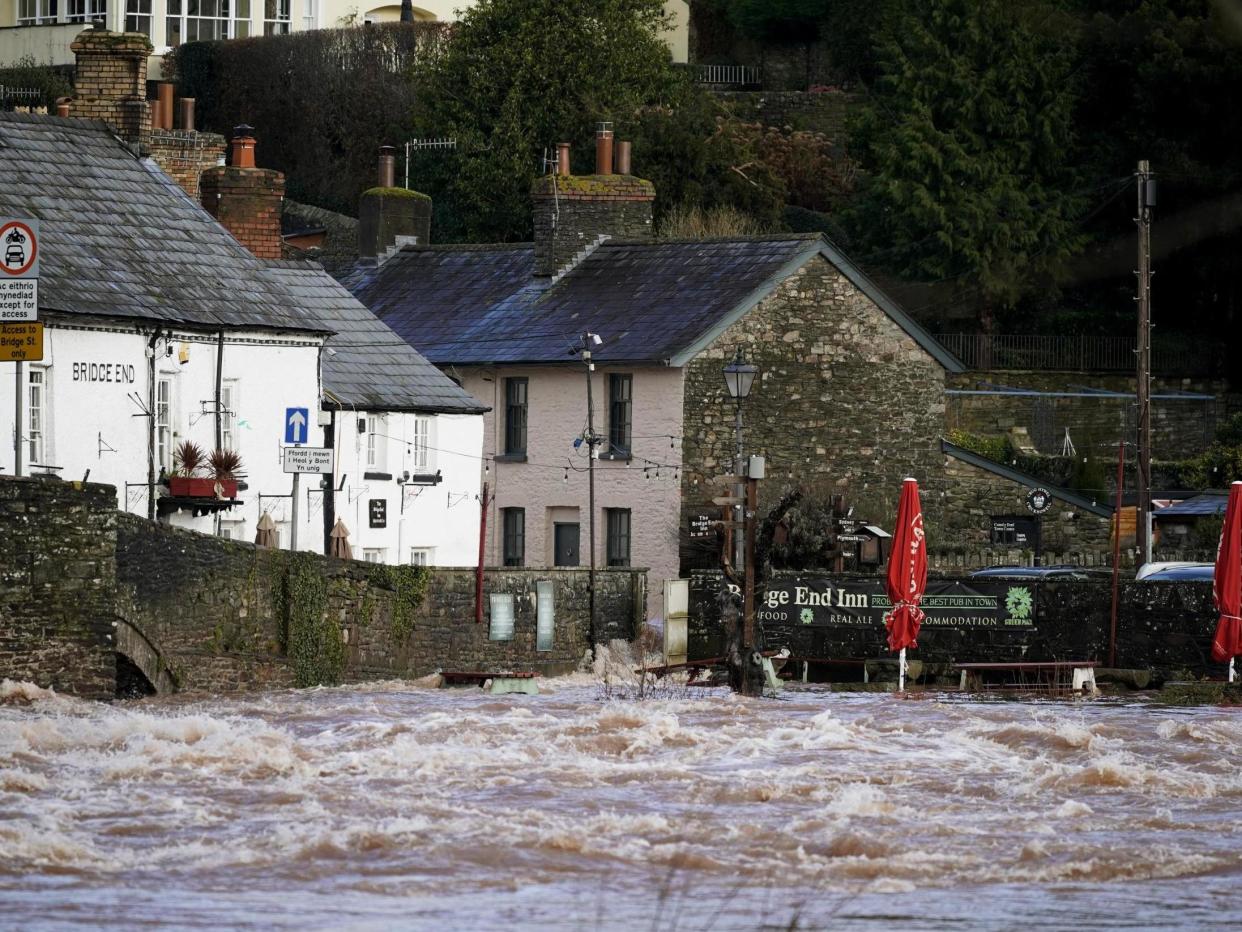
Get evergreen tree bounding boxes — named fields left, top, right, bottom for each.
left=411, top=0, right=678, bottom=243
left=847, top=0, right=1085, bottom=326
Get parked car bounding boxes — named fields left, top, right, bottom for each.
left=969, top=564, right=1109, bottom=580
left=1135, top=562, right=1214, bottom=582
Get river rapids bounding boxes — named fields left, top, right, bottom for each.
left=1, top=673, right=1240, bottom=930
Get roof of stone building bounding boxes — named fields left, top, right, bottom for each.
left=0, top=112, right=320, bottom=332
left=264, top=261, right=487, bottom=414
left=281, top=200, right=360, bottom=277
left=941, top=440, right=1113, bottom=517
left=339, top=235, right=963, bottom=371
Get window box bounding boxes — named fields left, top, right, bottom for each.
left=167, top=476, right=239, bottom=499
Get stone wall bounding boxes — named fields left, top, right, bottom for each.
left=0, top=477, right=117, bottom=699
left=531, top=174, right=655, bottom=276
left=935, top=453, right=1114, bottom=562
left=717, top=90, right=857, bottom=136
left=679, top=252, right=948, bottom=568
left=0, top=478, right=645, bottom=698
left=689, top=570, right=1221, bottom=679
left=946, top=371, right=1227, bottom=460
left=114, top=513, right=645, bottom=692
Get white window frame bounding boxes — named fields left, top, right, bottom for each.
left=221, top=379, right=239, bottom=452
left=218, top=519, right=245, bottom=540
left=156, top=375, right=174, bottom=473
left=365, top=413, right=386, bottom=471
left=27, top=367, right=47, bottom=466
left=300, top=0, right=315, bottom=30
left=18, top=0, right=61, bottom=24
left=363, top=548, right=386, bottom=564
left=410, top=415, right=432, bottom=472
left=263, top=0, right=290, bottom=34
left=125, top=0, right=152, bottom=34
left=409, top=547, right=433, bottom=566
left=165, top=0, right=252, bottom=48
left=66, top=0, right=106, bottom=21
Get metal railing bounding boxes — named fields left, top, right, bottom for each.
left=692, top=63, right=762, bottom=87
left=935, top=333, right=1217, bottom=375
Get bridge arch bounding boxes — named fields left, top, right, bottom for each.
left=113, top=617, right=178, bottom=697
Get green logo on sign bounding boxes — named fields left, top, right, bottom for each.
left=1005, top=586, right=1033, bottom=621
left=800, top=608, right=815, bottom=625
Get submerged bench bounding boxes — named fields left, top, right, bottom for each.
left=956, top=661, right=1098, bottom=696
left=441, top=670, right=540, bottom=696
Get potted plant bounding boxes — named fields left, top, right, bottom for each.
left=167, top=440, right=218, bottom=498
left=208, top=448, right=243, bottom=499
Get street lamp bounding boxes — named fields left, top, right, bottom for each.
left=723, top=349, right=758, bottom=571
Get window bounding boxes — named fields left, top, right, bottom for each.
left=156, top=376, right=173, bottom=473
left=263, top=0, right=290, bottom=34
left=221, top=380, right=239, bottom=452
left=166, top=0, right=250, bottom=47
left=366, top=413, right=386, bottom=471
left=301, top=0, right=315, bottom=29
left=410, top=416, right=431, bottom=472
left=125, top=0, right=151, bottom=33
left=503, top=377, right=527, bottom=455
left=502, top=507, right=525, bottom=567
left=608, top=374, right=632, bottom=455
left=606, top=508, right=631, bottom=567
left=219, top=519, right=245, bottom=540
left=363, top=548, right=386, bottom=564
left=18, top=0, right=58, bottom=24
left=66, top=0, right=106, bottom=21
left=27, top=369, right=45, bottom=466
left=410, top=547, right=433, bottom=566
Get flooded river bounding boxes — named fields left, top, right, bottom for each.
left=2, top=674, right=1240, bottom=930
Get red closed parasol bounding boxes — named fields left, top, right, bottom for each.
left=884, top=478, right=927, bottom=692
left=1211, top=481, right=1242, bottom=682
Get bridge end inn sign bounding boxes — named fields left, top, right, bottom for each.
left=757, top=576, right=1036, bottom=630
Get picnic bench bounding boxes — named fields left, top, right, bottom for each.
left=441, top=670, right=540, bottom=695
left=955, top=661, right=1098, bottom=696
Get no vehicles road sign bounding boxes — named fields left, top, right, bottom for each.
left=1, top=218, right=39, bottom=322
left=285, top=407, right=309, bottom=444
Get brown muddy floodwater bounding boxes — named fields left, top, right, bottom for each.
left=1, top=673, right=1240, bottom=931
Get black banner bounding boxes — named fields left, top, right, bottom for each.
left=756, top=577, right=1036, bottom=629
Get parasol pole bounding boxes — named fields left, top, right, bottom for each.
left=1230, top=656, right=1236, bottom=684
left=898, top=647, right=906, bottom=693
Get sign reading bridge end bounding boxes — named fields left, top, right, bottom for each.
left=0, top=217, right=39, bottom=323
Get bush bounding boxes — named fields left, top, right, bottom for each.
left=0, top=56, right=72, bottom=109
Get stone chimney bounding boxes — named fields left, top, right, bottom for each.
left=199, top=126, right=285, bottom=260
left=70, top=29, right=153, bottom=152
left=532, top=125, right=655, bottom=277
left=358, top=146, right=433, bottom=259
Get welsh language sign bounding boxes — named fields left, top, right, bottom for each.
left=0, top=218, right=39, bottom=322
left=757, top=576, right=1036, bottom=629
left=283, top=446, right=334, bottom=474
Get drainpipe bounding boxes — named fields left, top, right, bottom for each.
left=146, top=328, right=160, bottom=520
left=323, top=408, right=336, bottom=555
left=214, top=331, right=224, bottom=452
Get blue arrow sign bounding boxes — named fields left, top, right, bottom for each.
left=285, top=407, right=309, bottom=445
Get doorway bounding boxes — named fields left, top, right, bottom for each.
left=554, top=522, right=580, bottom=567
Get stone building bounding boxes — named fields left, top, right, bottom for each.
left=335, top=131, right=1121, bottom=613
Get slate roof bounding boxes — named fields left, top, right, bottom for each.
left=0, top=112, right=322, bottom=332
left=1154, top=493, right=1229, bottom=518
left=264, top=261, right=487, bottom=414
left=340, top=236, right=963, bottom=371
left=0, top=113, right=483, bottom=415
left=941, top=440, right=1113, bottom=517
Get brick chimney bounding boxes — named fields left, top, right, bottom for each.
left=70, top=29, right=153, bottom=152
left=532, top=124, right=655, bottom=277
left=199, top=126, right=285, bottom=260
left=358, top=145, right=432, bottom=259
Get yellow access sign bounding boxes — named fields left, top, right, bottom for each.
left=0, top=322, right=43, bottom=361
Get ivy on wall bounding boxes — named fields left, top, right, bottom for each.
left=366, top=564, right=430, bottom=643
left=283, top=553, right=341, bottom=687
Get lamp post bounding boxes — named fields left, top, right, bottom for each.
left=578, top=332, right=604, bottom=650
left=723, top=349, right=758, bottom=573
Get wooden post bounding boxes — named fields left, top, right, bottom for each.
left=1109, top=440, right=1126, bottom=668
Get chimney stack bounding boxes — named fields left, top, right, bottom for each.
left=200, top=125, right=285, bottom=260
left=594, top=121, right=614, bottom=175
left=358, top=145, right=432, bottom=259
left=70, top=29, right=153, bottom=151
left=179, top=97, right=195, bottom=132
left=532, top=130, right=654, bottom=277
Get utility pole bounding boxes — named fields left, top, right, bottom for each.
left=13, top=360, right=21, bottom=478
left=1135, top=160, right=1155, bottom=567
left=580, top=332, right=601, bottom=647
